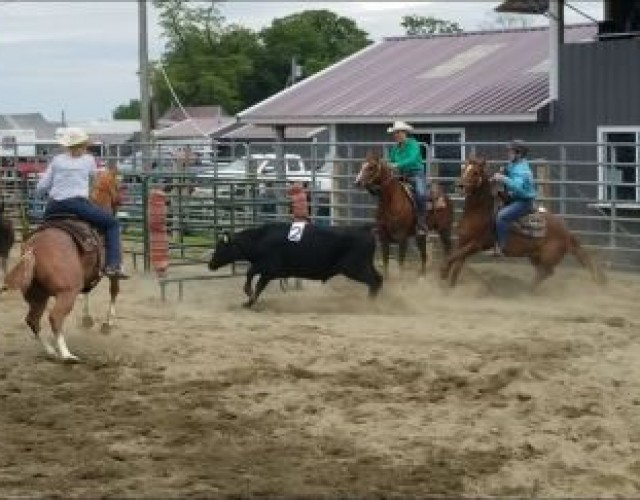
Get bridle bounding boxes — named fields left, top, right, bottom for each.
left=361, top=157, right=394, bottom=190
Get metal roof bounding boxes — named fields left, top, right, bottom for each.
left=218, top=124, right=326, bottom=141
left=239, top=24, right=597, bottom=125
left=153, top=117, right=235, bottom=139
left=0, top=113, right=60, bottom=140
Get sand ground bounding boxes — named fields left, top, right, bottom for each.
left=1, top=257, right=639, bottom=497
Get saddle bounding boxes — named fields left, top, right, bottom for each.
left=399, top=182, right=447, bottom=211
left=38, top=214, right=102, bottom=251
left=34, top=214, right=106, bottom=292
left=514, top=207, right=547, bottom=238
left=495, top=189, right=547, bottom=239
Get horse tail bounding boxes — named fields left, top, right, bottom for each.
left=4, top=247, right=35, bottom=292
left=568, top=232, right=607, bottom=285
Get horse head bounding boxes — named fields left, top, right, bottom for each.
left=355, top=150, right=393, bottom=190
left=460, top=156, right=490, bottom=196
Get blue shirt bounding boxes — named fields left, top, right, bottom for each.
left=504, top=158, right=536, bottom=200
left=37, top=153, right=97, bottom=201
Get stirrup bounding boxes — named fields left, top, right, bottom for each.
left=104, top=267, right=130, bottom=280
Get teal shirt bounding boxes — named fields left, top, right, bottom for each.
left=504, top=159, right=537, bottom=200
left=388, top=137, right=425, bottom=174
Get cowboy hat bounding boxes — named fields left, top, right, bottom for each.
left=57, top=127, right=90, bottom=147
left=387, top=121, right=414, bottom=133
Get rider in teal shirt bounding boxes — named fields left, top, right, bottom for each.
left=388, top=121, right=428, bottom=235
left=492, top=140, right=537, bottom=255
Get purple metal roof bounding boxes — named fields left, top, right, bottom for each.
left=239, top=24, right=597, bottom=125
left=219, top=124, right=326, bottom=140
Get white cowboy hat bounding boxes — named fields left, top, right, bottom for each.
left=57, top=127, right=90, bottom=147
left=387, top=121, right=414, bottom=134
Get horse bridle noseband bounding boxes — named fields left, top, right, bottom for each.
left=364, top=159, right=394, bottom=189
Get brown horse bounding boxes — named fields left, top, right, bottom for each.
left=440, top=156, right=606, bottom=289
left=3, top=170, right=122, bottom=362
left=355, top=151, right=454, bottom=277
left=84, top=167, right=123, bottom=331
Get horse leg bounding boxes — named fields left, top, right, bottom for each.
left=25, top=288, right=57, bottom=358
left=444, top=241, right=481, bottom=287
left=530, top=258, right=554, bottom=291
left=101, top=277, right=119, bottom=334
left=398, top=239, right=409, bottom=277
left=0, top=256, right=7, bottom=291
left=242, top=275, right=271, bottom=309
left=380, top=238, right=390, bottom=278
left=415, top=234, right=428, bottom=277
left=438, top=228, right=453, bottom=258
left=49, top=291, right=80, bottom=362
left=81, top=294, right=94, bottom=328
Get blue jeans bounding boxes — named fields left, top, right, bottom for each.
left=405, top=172, right=428, bottom=217
left=496, top=199, right=533, bottom=250
left=45, top=197, right=122, bottom=268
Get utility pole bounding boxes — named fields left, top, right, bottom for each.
left=138, top=0, right=151, bottom=165
left=288, top=57, right=302, bottom=87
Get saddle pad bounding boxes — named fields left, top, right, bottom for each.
left=38, top=218, right=101, bottom=253
left=288, top=221, right=307, bottom=242
left=515, top=210, right=547, bottom=238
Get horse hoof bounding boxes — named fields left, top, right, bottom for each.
left=81, top=316, right=95, bottom=329
left=241, top=301, right=253, bottom=309
left=100, top=323, right=112, bottom=335
left=61, top=354, right=81, bottom=364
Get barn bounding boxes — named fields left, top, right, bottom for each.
left=237, top=2, right=640, bottom=268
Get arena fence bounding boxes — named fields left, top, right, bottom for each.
left=1, top=139, right=639, bottom=298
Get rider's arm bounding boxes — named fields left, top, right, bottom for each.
left=86, top=155, right=98, bottom=193
left=36, top=158, right=55, bottom=196
left=504, top=164, right=534, bottom=199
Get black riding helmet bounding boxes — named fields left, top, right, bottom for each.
left=507, top=140, right=528, bottom=157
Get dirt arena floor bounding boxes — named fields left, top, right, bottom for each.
left=1, top=256, right=640, bottom=497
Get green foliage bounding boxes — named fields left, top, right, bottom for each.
left=114, top=4, right=371, bottom=117
left=112, top=99, right=141, bottom=119
left=401, top=15, right=463, bottom=36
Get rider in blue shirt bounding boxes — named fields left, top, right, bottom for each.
left=491, top=140, right=537, bottom=255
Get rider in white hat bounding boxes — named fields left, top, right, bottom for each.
left=36, top=127, right=128, bottom=279
left=387, top=121, right=429, bottom=235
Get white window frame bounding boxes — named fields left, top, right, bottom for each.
left=411, top=127, right=466, bottom=165
left=597, top=126, right=640, bottom=205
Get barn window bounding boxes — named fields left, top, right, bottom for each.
left=598, top=127, right=640, bottom=204
left=412, top=129, right=465, bottom=192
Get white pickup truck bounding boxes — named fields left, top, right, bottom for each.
left=192, top=153, right=332, bottom=197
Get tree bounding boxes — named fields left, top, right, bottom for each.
left=401, top=15, right=463, bottom=36
left=148, top=0, right=260, bottom=115
left=251, top=10, right=370, bottom=102
left=111, top=6, right=371, bottom=117
left=112, top=99, right=140, bottom=119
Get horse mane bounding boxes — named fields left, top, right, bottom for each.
left=463, top=157, right=494, bottom=211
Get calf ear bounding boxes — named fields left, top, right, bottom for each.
left=217, top=232, right=230, bottom=245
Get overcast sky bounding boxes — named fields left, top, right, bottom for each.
left=0, top=1, right=603, bottom=122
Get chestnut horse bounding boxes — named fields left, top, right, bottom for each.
left=440, top=157, right=606, bottom=289
left=3, top=169, right=122, bottom=362
left=356, top=151, right=454, bottom=277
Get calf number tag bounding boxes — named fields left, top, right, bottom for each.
left=288, top=221, right=306, bottom=242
